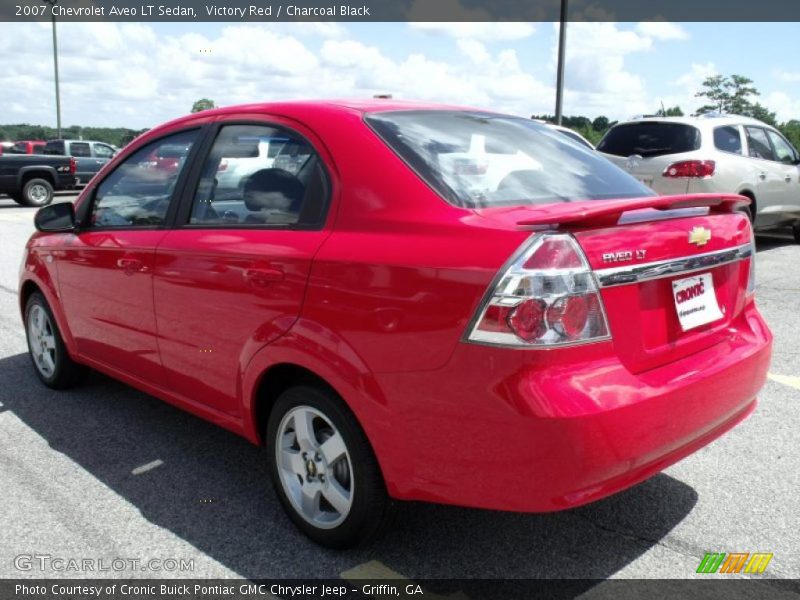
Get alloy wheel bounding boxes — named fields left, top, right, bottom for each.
left=27, top=304, right=57, bottom=378
left=275, top=405, right=354, bottom=529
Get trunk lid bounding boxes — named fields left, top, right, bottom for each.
left=475, top=194, right=753, bottom=373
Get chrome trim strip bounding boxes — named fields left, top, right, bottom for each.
left=595, top=243, right=752, bottom=288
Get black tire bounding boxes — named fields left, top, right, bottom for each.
left=267, top=385, right=391, bottom=548
left=24, top=292, right=87, bottom=389
left=20, top=177, right=54, bottom=207
left=793, top=222, right=800, bottom=244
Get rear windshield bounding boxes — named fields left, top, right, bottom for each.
left=597, top=122, right=701, bottom=158
left=366, top=111, right=652, bottom=208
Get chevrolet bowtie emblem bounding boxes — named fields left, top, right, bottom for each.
left=688, top=226, right=712, bottom=247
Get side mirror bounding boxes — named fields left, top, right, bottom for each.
left=34, top=202, right=76, bottom=233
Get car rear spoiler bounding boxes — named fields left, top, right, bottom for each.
left=515, top=194, right=751, bottom=228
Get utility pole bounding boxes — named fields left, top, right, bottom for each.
left=51, top=14, right=62, bottom=138
left=554, top=0, right=568, bottom=125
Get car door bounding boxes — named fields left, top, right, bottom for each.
left=152, top=120, right=333, bottom=416
left=56, top=129, right=202, bottom=382
left=91, top=142, right=116, bottom=179
left=744, top=126, right=785, bottom=221
left=765, top=129, right=800, bottom=211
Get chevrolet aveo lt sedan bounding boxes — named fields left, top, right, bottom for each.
left=20, top=100, right=772, bottom=548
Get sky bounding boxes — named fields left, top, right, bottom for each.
left=1, top=21, right=799, bottom=130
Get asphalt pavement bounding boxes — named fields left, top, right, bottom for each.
left=0, top=193, right=798, bottom=589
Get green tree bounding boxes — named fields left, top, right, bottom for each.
left=726, top=75, right=759, bottom=114
left=780, top=120, right=800, bottom=151
left=657, top=105, right=684, bottom=117
left=592, top=116, right=609, bottom=131
left=695, top=74, right=760, bottom=116
left=695, top=75, right=730, bottom=114
left=746, top=102, right=777, bottom=126
left=191, top=98, right=216, bottom=113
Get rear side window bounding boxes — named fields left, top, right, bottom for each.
left=714, top=126, right=743, bottom=155
left=70, top=142, right=91, bottom=157
left=597, top=122, right=701, bottom=157
left=366, top=111, right=652, bottom=209
left=44, top=141, right=64, bottom=155
left=188, top=124, right=328, bottom=227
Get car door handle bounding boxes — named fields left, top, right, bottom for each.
left=244, top=267, right=284, bottom=286
left=759, top=172, right=767, bottom=180
left=786, top=175, right=793, bottom=183
left=117, top=257, right=144, bottom=275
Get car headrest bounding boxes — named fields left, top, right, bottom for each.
left=243, top=168, right=304, bottom=212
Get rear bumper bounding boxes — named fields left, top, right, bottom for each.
left=379, top=302, right=772, bottom=511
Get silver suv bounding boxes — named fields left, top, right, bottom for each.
left=597, top=114, right=800, bottom=240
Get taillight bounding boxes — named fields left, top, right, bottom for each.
left=662, top=160, right=715, bottom=178
left=466, top=233, right=611, bottom=347
left=69, top=157, right=77, bottom=175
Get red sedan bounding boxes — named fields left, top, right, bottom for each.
left=19, top=100, right=771, bottom=548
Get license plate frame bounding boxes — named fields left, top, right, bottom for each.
left=671, top=272, right=724, bottom=331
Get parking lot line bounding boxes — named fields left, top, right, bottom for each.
left=768, top=373, right=800, bottom=391
left=131, top=459, right=164, bottom=475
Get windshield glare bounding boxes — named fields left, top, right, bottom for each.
left=366, top=111, right=653, bottom=209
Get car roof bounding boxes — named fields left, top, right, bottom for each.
left=613, top=114, right=773, bottom=128
left=148, top=99, right=505, bottom=135
left=214, top=98, right=490, bottom=115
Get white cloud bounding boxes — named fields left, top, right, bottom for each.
left=409, top=22, right=536, bottom=42
left=554, top=23, right=651, bottom=117
left=764, top=91, right=800, bottom=122
left=673, top=62, right=718, bottom=89
left=0, top=22, right=558, bottom=130
left=636, top=22, right=689, bottom=41
left=0, top=20, right=709, bottom=131
left=774, top=69, right=800, bottom=83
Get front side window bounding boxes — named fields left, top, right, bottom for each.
left=70, top=142, right=91, bottom=157
left=367, top=111, right=652, bottom=208
left=713, top=126, right=743, bottom=155
left=745, top=127, right=776, bottom=161
left=90, top=130, right=198, bottom=228
left=766, top=130, right=798, bottom=164
left=188, top=124, right=328, bottom=227
left=93, top=144, right=115, bottom=159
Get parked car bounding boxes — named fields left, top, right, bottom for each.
left=9, top=140, right=47, bottom=155
left=597, top=114, right=800, bottom=241
left=533, top=120, right=595, bottom=149
left=0, top=154, right=76, bottom=205
left=0, top=142, right=13, bottom=155
left=20, top=100, right=771, bottom=548
left=43, top=139, right=117, bottom=185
